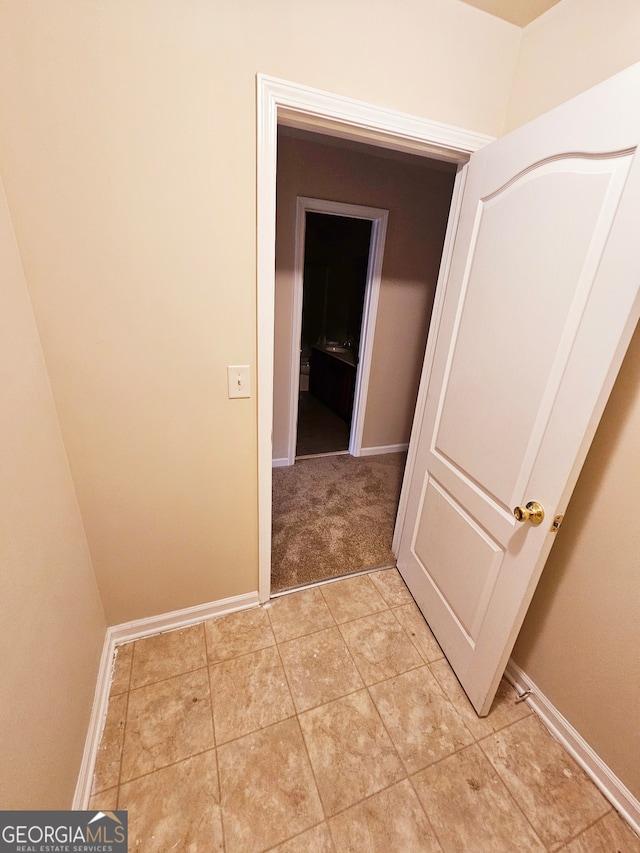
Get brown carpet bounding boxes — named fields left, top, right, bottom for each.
left=271, top=452, right=406, bottom=592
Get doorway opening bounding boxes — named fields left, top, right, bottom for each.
left=297, top=211, right=371, bottom=457
left=271, top=132, right=458, bottom=593
left=258, top=75, right=491, bottom=602
left=286, top=198, right=389, bottom=465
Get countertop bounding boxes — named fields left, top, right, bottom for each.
left=311, top=344, right=357, bottom=368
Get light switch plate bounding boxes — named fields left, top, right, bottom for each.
left=227, top=364, right=251, bottom=399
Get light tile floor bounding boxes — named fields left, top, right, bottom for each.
left=90, top=569, right=640, bottom=852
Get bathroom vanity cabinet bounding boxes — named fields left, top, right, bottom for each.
left=309, top=346, right=356, bottom=424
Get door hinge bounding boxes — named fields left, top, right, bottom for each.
left=550, top=514, right=564, bottom=533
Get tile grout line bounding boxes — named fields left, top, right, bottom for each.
left=318, top=577, right=384, bottom=702
left=109, top=746, right=219, bottom=791
left=475, top=720, right=572, bottom=851
left=405, top=773, right=447, bottom=852
left=558, top=809, right=617, bottom=850
left=406, top=741, right=546, bottom=852
left=211, top=608, right=320, bottom=850
left=276, top=578, right=406, bottom=842
left=317, top=579, right=419, bottom=822
left=202, top=622, right=228, bottom=853
left=274, top=639, right=331, bottom=849
left=330, top=577, right=447, bottom=844
left=272, top=600, right=344, bottom=833
left=116, top=626, right=218, bottom=806
left=115, top=641, right=135, bottom=809
left=390, top=602, right=448, bottom=666
left=388, top=603, right=445, bottom=670
left=268, top=602, right=334, bottom=848
left=93, top=577, right=500, bottom=779
left=264, top=598, right=337, bottom=647
left=367, top=648, right=476, bottom=784
left=91, top=571, right=633, bottom=851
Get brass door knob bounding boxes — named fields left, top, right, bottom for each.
left=513, top=501, right=545, bottom=525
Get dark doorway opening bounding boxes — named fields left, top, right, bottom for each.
left=296, top=212, right=373, bottom=458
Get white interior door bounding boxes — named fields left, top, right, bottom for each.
left=396, top=63, right=640, bottom=716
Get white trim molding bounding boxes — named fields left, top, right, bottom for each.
left=72, top=630, right=118, bottom=809
left=73, top=591, right=259, bottom=808
left=505, top=659, right=640, bottom=836
left=265, top=76, right=494, bottom=161
left=359, top=443, right=409, bottom=456
left=272, top=457, right=290, bottom=468
left=108, top=591, right=260, bottom=645
left=257, top=73, right=494, bottom=604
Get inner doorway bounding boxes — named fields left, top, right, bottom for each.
left=297, top=211, right=372, bottom=457
left=284, top=195, right=389, bottom=467
left=271, top=128, right=458, bottom=594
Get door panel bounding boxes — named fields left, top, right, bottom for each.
left=436, top=159, right=624, bottom=509
left=413, top=476, right=504, bottom=642
left=396, top=63, right=640, bottom=715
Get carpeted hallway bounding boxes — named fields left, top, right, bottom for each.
left=271, top=452, right=406, bottom=592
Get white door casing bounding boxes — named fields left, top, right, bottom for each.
left=286, top=197, right=389, bottom=465
left=395, top=63, right=640, bottom=715
left=257, top=74, right=493, bottom=602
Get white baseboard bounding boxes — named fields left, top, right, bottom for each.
left=359, top=443, right=409, bottom=456
left=275, top=446, right=408, bottom=464
left=272, top=457, right=291, bottom=468
left=72, top=630, right=117, bottom=809
left=505, top=659, right=640, bottom=836
left=73, top=590, right=260, bottom=808
left=108, top=591, right=260, bottom=644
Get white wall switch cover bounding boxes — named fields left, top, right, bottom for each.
left=227, top=364, right=251, bottom=399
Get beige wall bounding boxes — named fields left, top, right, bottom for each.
left=513, top=326, right=640, bottom=798
left=0, top=0, right=519, bottom=624
left=0, top=176, right=106, bottom=807
left=274, top=135, right=455, bottom=459
left=505, top=0, right=640, bottom=130
left=508, top=0, right=640, bottom=800
left=1, top=0, right=637, bottom=811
